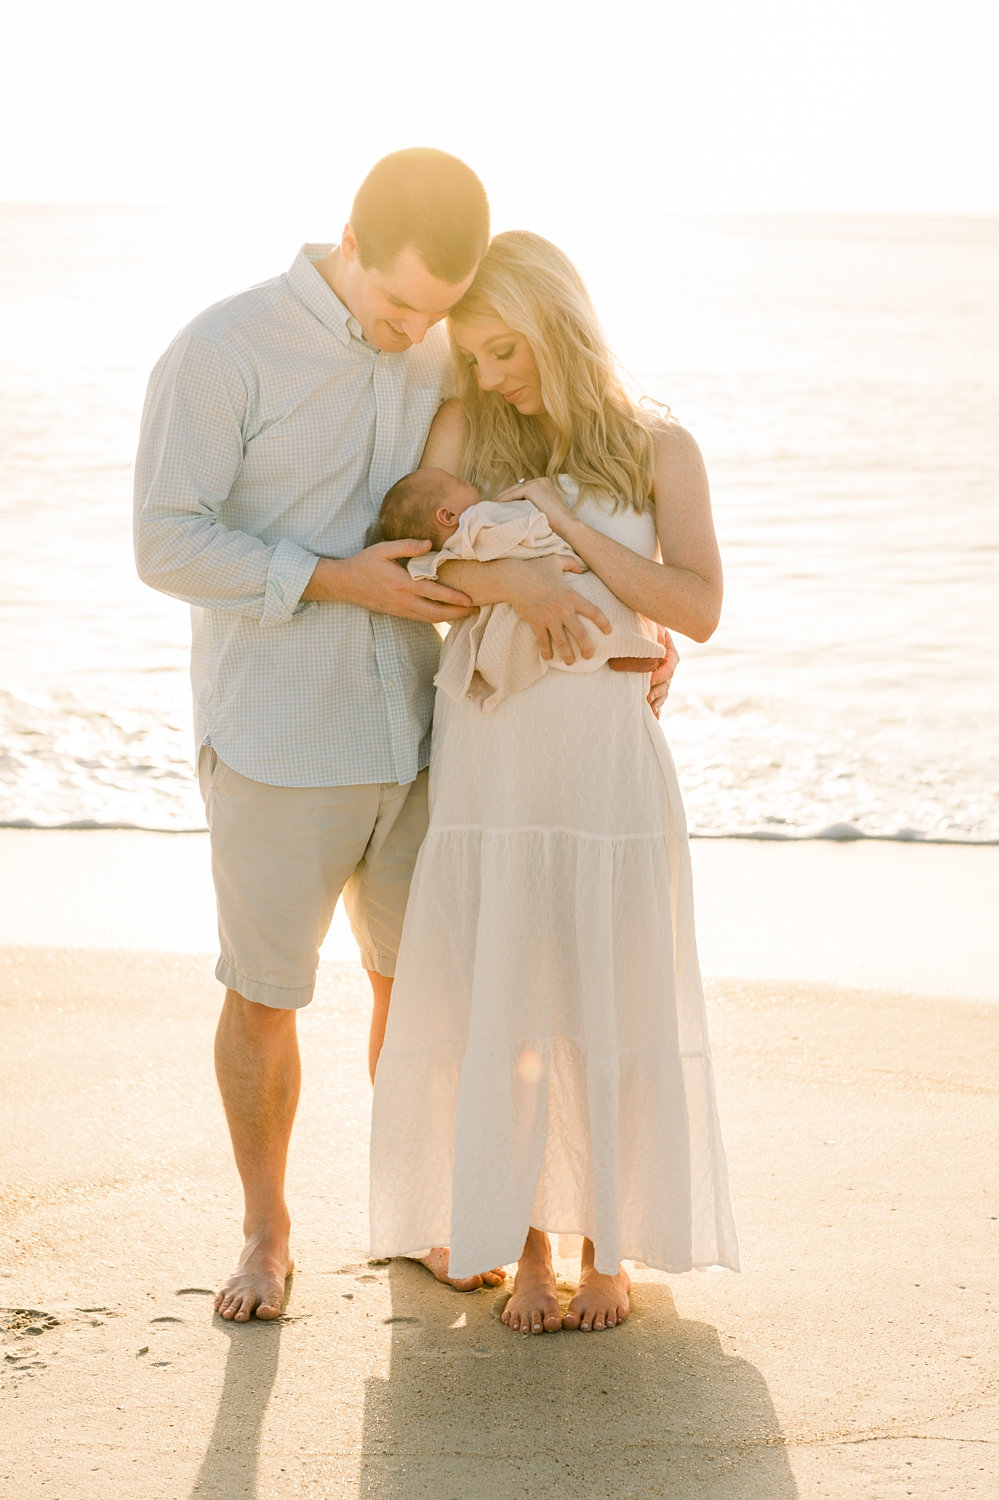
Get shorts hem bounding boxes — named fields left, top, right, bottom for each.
left=359, top=948, right=397, bottom=978
left=215, top=956, right=315, bottom=1010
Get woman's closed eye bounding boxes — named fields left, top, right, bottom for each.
left=463, top=345, right=516, bottom=368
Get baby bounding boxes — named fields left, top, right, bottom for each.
left=379, top=469, right=663, bottom=712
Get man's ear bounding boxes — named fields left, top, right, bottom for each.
left=341, top=223, right=359, bottom=263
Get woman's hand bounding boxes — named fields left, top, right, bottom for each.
left=609, top=626, right=679, bottom=718
left=648, top=627, right=679, bottom=717
left=494, top=477, right=574, bottom=536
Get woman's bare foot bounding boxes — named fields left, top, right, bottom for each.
left=410, top=1248, right=506, bottom=1292
left=501, top=1228, right=562, bottom=1335
left=562, top=1239, right=630, bottom=1332
left=215, top=1228, right=294, bottom=1322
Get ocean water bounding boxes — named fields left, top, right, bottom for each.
left=1, top=206, right=996, bottom=840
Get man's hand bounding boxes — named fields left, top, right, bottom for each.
left=303, top=540, right=473, bottom=623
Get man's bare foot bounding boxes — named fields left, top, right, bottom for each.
left=501, top=1228, right=562, bottom=1335
left=215, top=1229, right=294, bottom=1322
left=562, top=1243, right=630, bottom=1332
left=410, top=1248, right=506, bottom=1292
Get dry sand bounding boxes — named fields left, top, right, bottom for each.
left=1, top=840, right=997, bottom=1497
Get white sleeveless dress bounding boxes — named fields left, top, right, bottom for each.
left=369, top=489, right=739, bottom=1278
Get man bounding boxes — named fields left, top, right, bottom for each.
left=134, top=149, right=610, bottom=1322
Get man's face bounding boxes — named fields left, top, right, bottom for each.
left=339, top=228, right=476, bottom=353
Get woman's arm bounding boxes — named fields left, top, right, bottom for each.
left=495, top=423, right=723, bottom=643
left=418, top=401, right=613, bottom=665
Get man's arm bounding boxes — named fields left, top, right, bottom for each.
left=134, top=333, right=471, bottom=626
left=134, top=333, right=317, bottom=627
left=304, top=541, right=472, bottom=622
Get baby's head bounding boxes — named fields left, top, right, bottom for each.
left=379, top=468, right=481, bottom=549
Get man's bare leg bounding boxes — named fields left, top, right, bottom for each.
left=562, top=1237, right=630, bottom=1331
left=501, top=1227, right=562, bottom=1334
left=214, top=989, right=299, bottom=1321
left=366, top=970, right=504, bottom=1292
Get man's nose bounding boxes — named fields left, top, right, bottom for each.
left=402, top=314, right=432, bottom=344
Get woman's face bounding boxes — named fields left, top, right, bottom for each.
left=450, top=319, right=546, bottom=418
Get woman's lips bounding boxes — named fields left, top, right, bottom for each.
left=503, top=387, right=526, bottom=403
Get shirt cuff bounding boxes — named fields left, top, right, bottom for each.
left=260, top=538, right=321, bottom=628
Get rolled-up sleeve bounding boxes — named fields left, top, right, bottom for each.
left=133, top=332, right=318, bottom=626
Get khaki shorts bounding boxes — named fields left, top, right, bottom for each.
left=198, top=748, right=429, bottom=1009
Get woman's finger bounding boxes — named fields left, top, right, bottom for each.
left=493, top=483, right=527, bottom=503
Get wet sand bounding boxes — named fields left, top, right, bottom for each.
left=1, top=840, right=997, bottom=1496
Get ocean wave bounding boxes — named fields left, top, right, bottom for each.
left=3, top=817, right=994, bottom=847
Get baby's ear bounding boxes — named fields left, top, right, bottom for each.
left=435, top=507, right=457, bottom=527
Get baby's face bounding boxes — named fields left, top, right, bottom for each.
left=428, top=470, right=480, bottom=537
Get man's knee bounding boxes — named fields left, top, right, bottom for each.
left=223, top=988, right=299, bottom=1030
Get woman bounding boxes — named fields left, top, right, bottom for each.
left=369, top=232, right=739, bottom=1335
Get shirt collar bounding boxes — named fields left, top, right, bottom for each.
left=288, top=245, right=364, bottom=347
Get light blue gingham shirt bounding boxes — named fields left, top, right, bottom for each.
left=134, top=246, right=451, bottom=787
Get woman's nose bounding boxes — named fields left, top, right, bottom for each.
left=477, top=359, right=503, bottom=390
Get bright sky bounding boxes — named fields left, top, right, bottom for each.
left=4, top=0, right=997, bottom=219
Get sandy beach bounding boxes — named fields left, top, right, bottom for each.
left=2, top=836, right=997, bottom=1497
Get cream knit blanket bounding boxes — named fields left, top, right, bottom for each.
left=409, top=500, right=663, bottom=712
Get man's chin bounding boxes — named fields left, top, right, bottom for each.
left=373, top=327, right=413, bottom=353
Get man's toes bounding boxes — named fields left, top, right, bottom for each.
left=562, top=1306, right=581, bottom=1329
left=543, top=1310, right=562, bottom=1332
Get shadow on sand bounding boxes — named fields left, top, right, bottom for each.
left=359, top=1259, right=797, bottom=1499
left=189, top=1301, right=284, bottom=1500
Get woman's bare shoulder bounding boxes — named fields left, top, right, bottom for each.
left=650, top=416, right=708, bottom=493
left=420, top=398, right=466, bottom=472
left=650, top=413, right=702, bottom=461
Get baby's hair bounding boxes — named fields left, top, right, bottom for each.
left=380, top=470, right=446, bottom=544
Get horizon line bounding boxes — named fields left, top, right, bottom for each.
left=2, top=199, right=999, bottom=224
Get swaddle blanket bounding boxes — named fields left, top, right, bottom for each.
left=408, top=499, right=663, bottom=712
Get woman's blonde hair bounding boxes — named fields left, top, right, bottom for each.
left=449, top=231, right=664, bottom=511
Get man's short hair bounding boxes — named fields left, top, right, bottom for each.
left=351, top=148, right=489, bottom=284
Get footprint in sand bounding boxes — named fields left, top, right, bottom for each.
left=2, top=1308, right=61, bottom=1336
left=1, top=1308, right=62, bottom=1381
